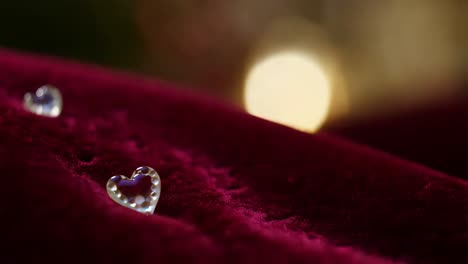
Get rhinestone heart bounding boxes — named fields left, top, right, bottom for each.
left=107, top=166, right=161, bottom=215
left=23, top=85, right=63, bottom=117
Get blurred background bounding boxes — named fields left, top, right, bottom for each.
left=1, top=0, right=466, bottom=133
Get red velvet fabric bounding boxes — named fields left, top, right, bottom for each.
left=0, top=49, right=466, bottom=264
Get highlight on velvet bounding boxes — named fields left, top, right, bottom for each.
left=107, top=166, right=161, bottom=215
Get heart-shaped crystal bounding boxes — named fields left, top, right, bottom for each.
left=107, top=166, right=161, bottom=214
left=23, top=85, right=63, bottom=117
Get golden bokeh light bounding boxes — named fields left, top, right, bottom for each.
left=244, top=51, right=331, bottom=132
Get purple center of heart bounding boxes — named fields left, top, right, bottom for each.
left=111, top=174, right=152, bottom=198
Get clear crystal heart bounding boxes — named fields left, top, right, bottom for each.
left=23, top=85, right=63, bottom=117
left=107, top=166, right=161, bottom=215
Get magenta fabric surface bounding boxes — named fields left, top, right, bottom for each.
left=0, top=49, right=467, bottom=264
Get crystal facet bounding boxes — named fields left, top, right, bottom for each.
left=23, top=85, right=63, bottom=117
left=107, top=166, right=161, bottom=215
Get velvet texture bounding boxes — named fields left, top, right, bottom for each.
left=0, top=49, right=466, bottom=264
left=329, top=100, right=468, bottom=180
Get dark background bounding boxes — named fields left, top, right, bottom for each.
left=1, top=0, right=466, bottom=129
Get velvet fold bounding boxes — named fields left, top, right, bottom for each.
left=0, top=49, right=466, bottom=264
